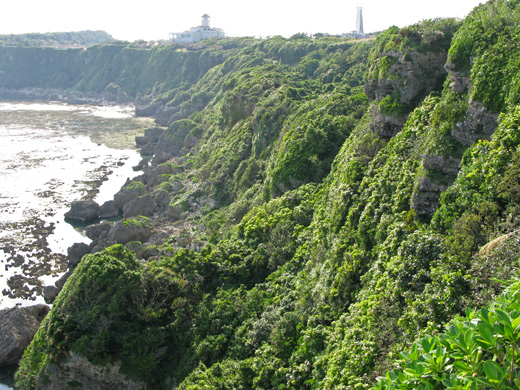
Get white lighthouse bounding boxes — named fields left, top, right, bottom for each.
left=356, top=7, right=364, bottom=35
left=170, top=14, right=227, bottom=43
left=345, top=7, right=366, bottom=38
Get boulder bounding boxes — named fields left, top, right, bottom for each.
left=156, top=163, right=174, bottom=175
left=144, top=127, right=165, bottom=139
left=55, top=271, right=72, bottom=290
left=64, top=200, right=100, bottom=222
left=132, top=158, right=149, bottom=171
left=85, top=222, right=112, bottom=241
left=154, top=190, right=171, bottom=208
left=183, top=133, right=198, bottom=149
left=0, top=304, right=50, bottom=366
left=135, top=102, right=161, bottom=117
left=140, top=142, right=156, bottom=156
left=123, top=195, right=156, bottom=218
left=89, top=239, right=113, bottom=254
left=67, top=242, right=91, bottom=267
left=43, top=285, right=59, bottom=304
left=142, top=245, right=160, bottom=260
left=114, top=183, right=146, bottom=211
left=135, top=136, right=155, bottom=147
left=108, top=218, right=152, bottom=245
left=99, top=200, right=119, bottom=219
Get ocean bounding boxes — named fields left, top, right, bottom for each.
left=0, top=100, right=152, bottom=388
left=0, top=101, right=151, bottom=309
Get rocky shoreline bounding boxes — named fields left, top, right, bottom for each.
left=0, top=86, right=212, bottom=384
left=42, top=124, right=207, bottom=303
left=0, top=100, right=150, bottom=384
left=0, top=87, right=134, bottom=106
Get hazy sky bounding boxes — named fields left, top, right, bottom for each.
left=1, top=0, right=485, bottom=42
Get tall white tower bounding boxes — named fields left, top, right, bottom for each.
left=356, top=7, right=364, bottom=34
left=202, top=14, right=210, bottom=28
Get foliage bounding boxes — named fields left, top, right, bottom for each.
left=0, top=30, right=113, bottom=47
left=14, top=2, right=520, bottom=389
left=448, top=0, right=520, bottom=112
left=374, top=277, right=520, bottom=390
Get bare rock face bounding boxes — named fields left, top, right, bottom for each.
left=85, top=222, right=112, bottom=242
left=64, top=200, right=100, bottom=222
left=411, top=176, right=451, bottom=217
left=368, top=103, right=407, bottom=139
left=365, top=50, right=449, bottom=139
left=114, top=183, right=146, bottom=211
left=445, top=61, right=471, bottom=93
left=67, top=242, right=91, bottom=267
left=36, top=352, right=144, bottom=390
left=453, top=101, right=499, bottom=146
left=411, top=156, right=461, bottom=218
left=122, top=194, right=156, bottom=218
left=99, top=200, right=119, bottom=219
left=0, top=304, right=50, bottom=366
left=365, top=51, right=448, bottom=105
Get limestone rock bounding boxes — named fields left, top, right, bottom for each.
left=453, top=101, right=499, bottom=146
left=122, top=194, right=156, bottom=218
left=154, top=190, right=171, bottom=208
left=43, top=285, right=59, bottom=304
left=0, top=304, right=50, bottom=366
left=108, top=219, right=152, bottom=245
left=166, top=204, right=185, bottom=220
left=67, top=242, right=91, bottom=267
left=85, top=222, right=112, bottom=241
left=64, top=200, right=100, bottom=222
left=133, top=158, right=149, bottom=171
left=114, top=183, right=146, bottom=211
left=135, top=101, right=161, bottom=117
left=140, top=142, right=156, bottom=156
left=99, top=200, right=119, bottom=218
left=55, top=271, right=72, bottom=290
left=411, top=177, right=449, bottom=217
left=144, top=127, right=165, bottom=139
left=365, top=49, right=448, bottom=139
left=183, top=133, right=198, bottom=149
left=36, top=352, right=144, bottom=390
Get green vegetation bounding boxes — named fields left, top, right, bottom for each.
left=11, top=1, right=520, bottom=388
left=374, top=276, right=520, bottom=389
left=0, top=30, right=113, bottom=47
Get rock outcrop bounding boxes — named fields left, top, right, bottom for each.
left=35, top=352, right=144, bottom=390
left=64, top=200, right=100, bottom=222
left=107, top=218, right=153, bottom=245
left=0, top=304, right=50, bottom=366
left=365, top=50, right=449, bottom=139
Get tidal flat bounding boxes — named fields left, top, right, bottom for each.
left=0, top=101, right=151, bottom=308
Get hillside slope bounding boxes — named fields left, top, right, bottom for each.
left=10, top=0, right=520, bottom=388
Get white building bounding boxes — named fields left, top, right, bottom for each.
left=170, top=14, right=226, bottom=43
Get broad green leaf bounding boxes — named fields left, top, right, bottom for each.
left=483, top=360, right=503, bottom=381
left=495, top=309, right=512, bottom=327
left=477, top=322, right=494, bottom=346
left=453, top=360, right=470, bottom=373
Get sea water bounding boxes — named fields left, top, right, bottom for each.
left=0, top=101, right=152, bottom=309
left=0, top=101, right=152, bottom=388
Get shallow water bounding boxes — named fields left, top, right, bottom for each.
left=0, top=101, right=151, bottom=309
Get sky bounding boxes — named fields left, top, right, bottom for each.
left=0, top=0, right=485, bottom=42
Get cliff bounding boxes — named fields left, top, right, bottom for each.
left=11, top=1, right=520, bottom=388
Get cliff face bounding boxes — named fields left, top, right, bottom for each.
left=13, top=1, right=520, bottom=389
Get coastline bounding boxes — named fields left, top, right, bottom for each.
left=0, top=100, right=150, bottom=309
left=0, top=87, right=135, bottom=107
